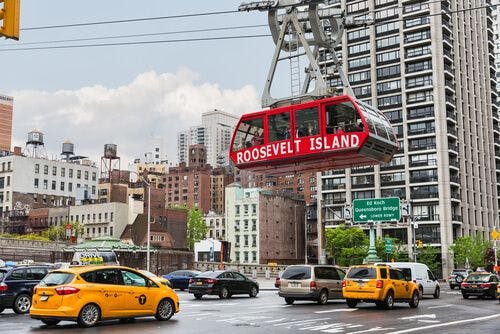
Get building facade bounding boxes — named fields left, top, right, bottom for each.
left=0, top=154, right=98, bottom=216
left=315, top=0, right=499, bottom=277
left=225, top=184, right=305, bottom=265
left=0, top=94, right=13, bottom=152
left=177, top=109, right=238, bottom=167
left=204, top=211, right=226, bottom=240
left=166, top=164, right=211, bottom=213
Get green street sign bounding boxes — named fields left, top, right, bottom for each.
left=385, top=238, right=393, bottom=253
left=353, top=197, right=401, bottom=223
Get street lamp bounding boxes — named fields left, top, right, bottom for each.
left=130, top=171, right=151, bottom=272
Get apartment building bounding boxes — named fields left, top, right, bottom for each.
left=316, top=0, right=498, bottom=277
left=0, top=94, right=13, bottom=152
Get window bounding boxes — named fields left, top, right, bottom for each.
left=60, top=182, right=65, bottom=191
left=405, top=44, right=431, bottom=58
left=84, top=171, right=89, bottom=180
left=377, top=64, right=400, bottom=79
left=77, top=170, right=81, bottom=179
left=353, top=190, right=375, bottom=199
left=68, top=182, right=73, bottom=192
left=61, top=168, right=65, bottom=177
left=52, top=166, right=57, bottom=176
left=375, top=7, right=398, bottom=20
left=406, top=75, right=433, bottom=88
left=92, top=172, right=96, bottom=181
left=353, top=84, right=371, bottom=97
left=325, top=102, right=362, bottom=134
left=376, top=50, right=400, bottom=64
left=268, top=112, right=291, bottom=142
left=348, top=42, right=370, bottom=55
left=347, top=1, right=368, bottom=13
left=404, top=16, right=430, bottom=28
left=347, top=28, right=369, bottom=41
left=34, top=178, right=39, bottom=188
left=376, top=35, right=399, bottom=49
left=406, top=60, right=432, bottom=73
left=51, top=181, right=56, bottom=190
left=348, top=70, right=371, bottom=84
left=377, top=95, right=402, bottom=108
left=43, top=165, right=48, bottom=175
left=69, top=169, right=73, bottom=178
left=35, top=164, right=40, bottom=173
left=232, top=117, right=264, bottom=150
left=295, top=107, right=319, bottom=138
left=27, top=268, right=47, bottom=280
left=408, top=106, right=434, bottom=119
left=407, top=90, right=433, bottom=103
left=43, top=180, right=48, bottom=189
left=121, top=270, right=147, bottom=287
left=404, top=30, right=431, bottom=43
left=376, top=21, right=399, bottom=35
left=377, top=80, right=401, bottom=94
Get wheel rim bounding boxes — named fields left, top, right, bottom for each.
left=413, top=293, right=419, bottom=305
left=158, top=300, right=173, bottom=319
left=221, top=288, right=228, bottom=298
left=81, top=304, right=99, bottom=325
left=435, top=288, right=440, bottom=297
left=321, top=292, right=327, bottom=303
left=387, top=294, right=394, bottom=307
left=251, top=287, right=257, bottom=296
left=17, top=296, right=31, bottom=312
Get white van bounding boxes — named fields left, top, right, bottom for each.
left=380, top=262, right=440, bottom=298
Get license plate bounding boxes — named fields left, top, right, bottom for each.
left=357, top=283, right=365, bottom=287
left=288, top=282, right=300, bottom=288
left=196, top=281, right=203, bottom=285
left=40, top=295, right=49, bottom=301
left=471, top=285, right=477, bottom=288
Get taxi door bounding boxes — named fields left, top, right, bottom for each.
left=118, top=269, right=155, bottom=316
left=86, top=269, right=128, bottom=318
left=389, top=269, right=411, bottom=299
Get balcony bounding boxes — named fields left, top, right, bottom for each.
left=322, top=184, right=346, bottom=191
left=448, top=144, right=458, bottom=152
left=452, top=215, right=462, bottom=222
left=413, top=214, right=439, bottom=222
left=409, top=143, right=436, bottom=151
left=322, top=199, right=346, bottom=206
left=449, top=160, right=459, bottom=168
left=410, top=175, right=438, bottom=183
left=411, top=192, right=439, bottom=199
left=408, top=126, right=435, bottom=136
left=450, top=176, right=460, bottom=184
left=352, top=183, right=375, bottom=189
left=410, top=159, right=437, bottom=167
left=451, top=192, right=461, bottom=200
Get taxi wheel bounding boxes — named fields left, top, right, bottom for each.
left=384, top=291, right=394, bottom=310
left=409, top=291, right=419, bottom=308
left=155, top=298, right=174, bottom=321
left=433, top=286, right=440, bottom=299
left=41, top=319, right=60, bottom=326
left=318, top=289, right=328, bottom=305
left=285, top=298, right=294, bottom=305
left=77, top=303, right=101, bottom=327
left=194, top=294, right=203, bottom=300
left=346, top=299, right=358, bottom=308
left=13, top=294, right=31, bottom=314
left=249, top=286, right=258, bottom=298
left=219, top=287, right=229, bottom=299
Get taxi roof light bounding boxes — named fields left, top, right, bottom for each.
left=55, top=286, right=80, bottom=295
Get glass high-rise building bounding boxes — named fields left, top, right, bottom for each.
left=316, top=0, right=499, bottom=277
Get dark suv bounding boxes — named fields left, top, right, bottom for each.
left=0, top=265, right=53, bottom=314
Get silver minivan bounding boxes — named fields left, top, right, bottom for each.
left=277, top=265, right=345, bottom=305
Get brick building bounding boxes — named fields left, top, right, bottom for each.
left=0, top=94, right=13, bottom=152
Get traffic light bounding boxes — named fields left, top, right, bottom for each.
left=0, top=0, right=20, bottom=40
left=416, top=239, right=423, bottom=248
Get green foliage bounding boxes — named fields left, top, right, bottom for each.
left=187, top=208, right=208, bottom=250
left=450, top=234, right=493, bottom=270
left=41, top=221, right=84, bottom=241
left=417, top=246, right=439, bottom=274
left=0, top=233, right=49, bottom=241
left=325, top=226, right=368, bottom=266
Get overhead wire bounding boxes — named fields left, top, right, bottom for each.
left=0, top=3, right=493, bottom=52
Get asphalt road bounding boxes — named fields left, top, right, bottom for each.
left=1, top=285, right=499, bottom=334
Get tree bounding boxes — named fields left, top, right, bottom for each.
left=187, top=208, right=208, bottom=250
left=417, top=246, right=439, bottom=275
left=450, top=234, right=492, bottom=270
left=325, top=225, right=368, bottom=266
left=41, top=221, right=84, bottom=241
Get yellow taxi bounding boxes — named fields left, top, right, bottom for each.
left=497, top=283, right=500, bottom=303
left=139, top=270, right=172, bottom=288
left=30, top=265, right=179, bottom=327
left=342, top=264, right=420, bottom=309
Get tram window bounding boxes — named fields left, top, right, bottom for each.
left=268, top=113, right=291, bottom=142
left=232, top=117, right=264, bottom=151
left=325, top=102, right=362, bottom=134
left=295, top=107, right=319, bottom=137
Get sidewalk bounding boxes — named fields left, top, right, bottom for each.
left=253, top=276, right=278, bottom=290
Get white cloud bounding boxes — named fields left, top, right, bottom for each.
left=9, top=68, right=260, bottom=166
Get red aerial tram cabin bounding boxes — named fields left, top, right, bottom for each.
left=229, top=95, right=398, bottom=174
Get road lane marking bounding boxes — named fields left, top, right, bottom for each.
left=265, top=318, right=288, bottom=323
left=386, top=314, right=500, bottom=334
left=399, top=314, right=436, bottom=320
left=346, top=327, right=395, bottom=334
left=417, top=320, right=440, bottom=323
left=273, top=318, right=331, bottom=326
left=314, top=308, right=358, bottom=314
left=427, top=304, right=453, bottom=309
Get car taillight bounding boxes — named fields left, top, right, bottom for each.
left=310, top=281, right=317, bottom=290
left=0, top=282, right=8, bottom=292
left=461, top=283, right=469, bottom=288
left=189, top=278, right=194, bottom=284
left=342, top=280, right=346, bottom=288
left=376, top=280, right=383, bottom=289
left=479, top=283, right=491, bottom=288
left=33, top=286, right=37, bottom=294
left=55, top=286, right=80, bottom=295
left=206, top=278, right=217, bottom=284
left=275, top=277, right=281, bottom=288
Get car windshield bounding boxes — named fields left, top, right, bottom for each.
left=140, top=270, right=155, bottom=278
left=452, top=270, right=467, bottom=274
left=39, top=272, right=74, bottom=286
left=282, top=266, right=311, bottom=280
left=465, top=274, right=490, bottom=282
left=347, top=267, right=377, bottom=279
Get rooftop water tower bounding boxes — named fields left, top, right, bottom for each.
left=24, top=129, right=47, bottom=158
left=100, top=144, right=121, bottom=183
left=61, top=140, right=74, bottom=161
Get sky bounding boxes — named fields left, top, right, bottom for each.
left=0, top=0, right=282, bottom=165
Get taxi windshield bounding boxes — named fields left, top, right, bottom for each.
left=465, top=274, right=490, bottom=282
